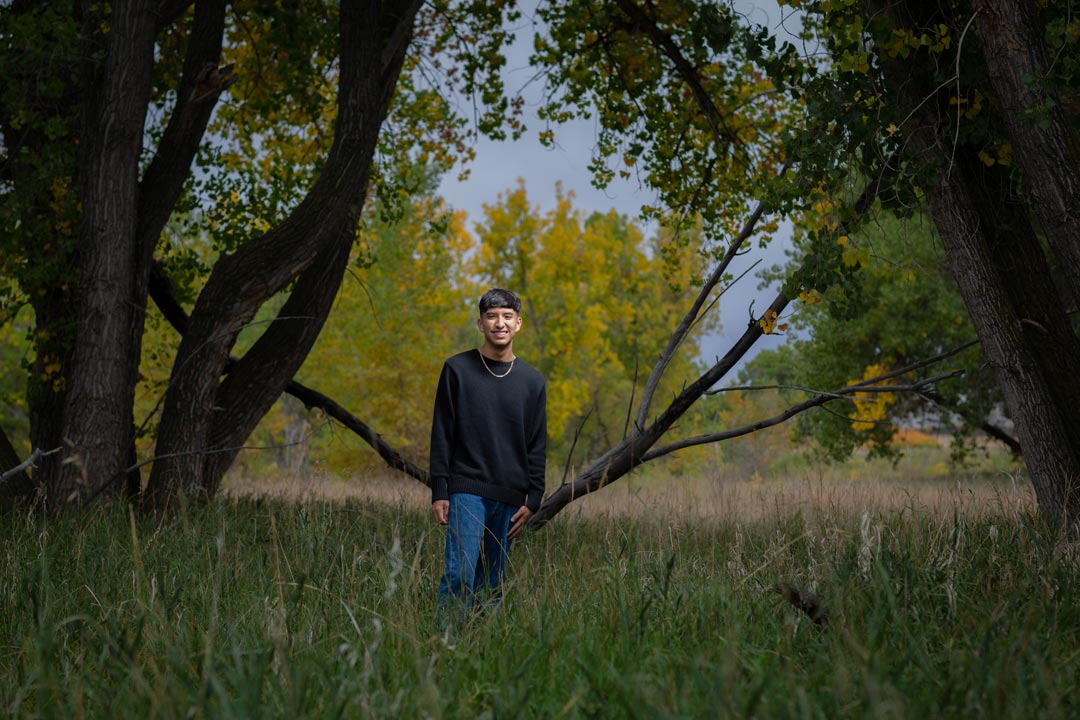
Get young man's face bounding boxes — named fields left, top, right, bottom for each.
left=477, top=306, right=522, bottom=349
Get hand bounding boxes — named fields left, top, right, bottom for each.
left=432, top=500, right=449, bottom=525
left=508, top=505, right=533, bottom=540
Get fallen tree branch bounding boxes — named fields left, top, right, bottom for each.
left=529, top=290, right=791, bottom=527
left=529, top=152, right=922, bottom=528
left=285, top=379, right=429, bottom=485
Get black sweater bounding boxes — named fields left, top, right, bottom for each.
left=429, top=350, right=547, bottom=512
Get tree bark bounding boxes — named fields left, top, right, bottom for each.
left=972, top=0, right=1080, bottom=311
left=52, top=0, right=159, bottom=509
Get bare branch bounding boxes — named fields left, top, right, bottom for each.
left=915, top=387, right=1022, bottom=457
left=709, top=383, right=848, bottom=399
left=122, top=416, right=330, bottom=475
left=705, top=338, right=977, bottom=397
left=642, top=370, right=963, bottom=461
left=0, top=447, right=61, bottom=486
left=634, top=177, right=784, bottom=429
left=285, top=380, right=429, bottom=485
left=815, top=402, right=896, bottom=427
left=561, top=410, right=592, bottom=486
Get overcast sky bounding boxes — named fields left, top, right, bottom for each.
left=437, top=1, right=804, bottom=378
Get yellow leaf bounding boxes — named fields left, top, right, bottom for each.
left=758, top=309, right=779, bottom=334
left=997, top=143, right=1013, bottom=166
left=842, top=245, right=860, bottom=267
left=850, top=363, right=897, bottom=432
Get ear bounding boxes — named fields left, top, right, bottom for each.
left=476, top=317, right=483, bottom=332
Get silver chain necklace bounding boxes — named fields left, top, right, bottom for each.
left=478, top=349, right=514, bottom=378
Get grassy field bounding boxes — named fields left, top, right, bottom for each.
left=2, top=459, right=1078, bottom=719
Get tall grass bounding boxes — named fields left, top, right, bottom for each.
left=1, top=481, right=1076, bottom=719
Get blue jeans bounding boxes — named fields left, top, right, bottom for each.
left=437, top=493, right=516, bottom=616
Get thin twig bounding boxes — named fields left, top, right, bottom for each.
left=122, top=417, right=331, bottom=475
left=0, top=447, right=61, bottom=485
left=643, top=370, right=964, bottom=460
left=561, top=409, right=593, bottom=487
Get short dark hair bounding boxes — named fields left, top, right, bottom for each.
left=478, top=288, right=522, bottom=315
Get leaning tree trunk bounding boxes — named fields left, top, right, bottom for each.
left=972, top=0, right=1080, bottom=311
left=923, top=152, right=1080, bottom=528
left=145, top=0, right=424, bottom=508
left=199, top=238, right=354, bottom=495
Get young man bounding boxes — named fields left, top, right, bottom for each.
left=429, top=288, right=547, bottom=618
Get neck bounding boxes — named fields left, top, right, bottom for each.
left=479, top=344, right=514, bottom=362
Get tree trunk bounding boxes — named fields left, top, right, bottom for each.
left=145, top=0, right=423, bottom=508
left=972, top=0, right=1080, bottom=311
left=924, top=152, right=1080, bottom=528
left=875, top=0, right=1080, bottom=529
left=0, top=2, right=80, bottom=496
left=1, top=1, right=230, bottom=506
left=26, top=292, right=75, bottom=494
left=51, top=0, right=159, bottom=509
left=146, top=261, right=432, bottom=483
